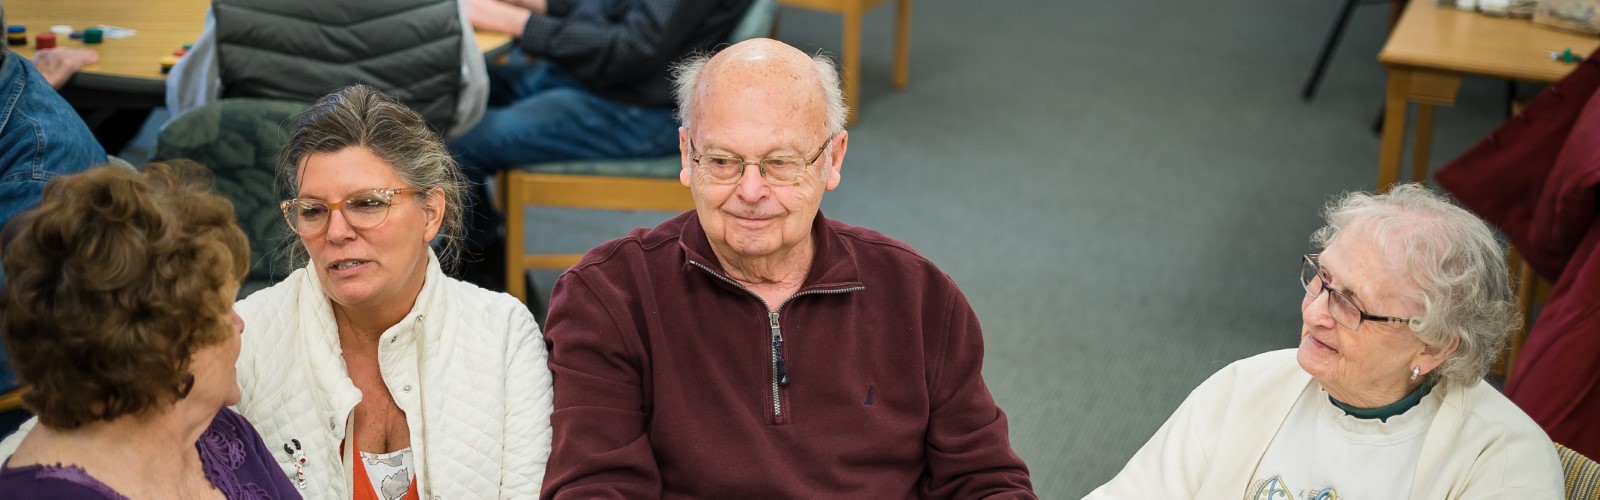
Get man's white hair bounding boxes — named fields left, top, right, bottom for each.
left=670, top=50, right=848, bottom=135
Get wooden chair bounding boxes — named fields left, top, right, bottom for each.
left=499, top=159, right=694, bottom=303
left=0, top=387, right=24, bottom=416
left=1558, top=443, right=1600, bottom=500
left=498, top=0, right=780, bottom=304
left=778, top=0, right=910, bottom=124
left=1491, top=245, right=1554, bottom=380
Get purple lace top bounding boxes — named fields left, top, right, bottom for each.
left=0, top=408, right=301, bottom=499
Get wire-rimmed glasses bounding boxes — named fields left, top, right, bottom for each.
left=1300, top=254, right=1417, bottom=331
left=688, top=135, right=833, bottom=185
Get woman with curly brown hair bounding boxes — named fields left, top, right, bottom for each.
left=0, top=163, right=300, bottom=499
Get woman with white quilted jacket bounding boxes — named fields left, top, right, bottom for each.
left=235, top=84, right=552, bottom=499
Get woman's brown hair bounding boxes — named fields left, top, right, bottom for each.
left=1, top=161, right=249, bottom=429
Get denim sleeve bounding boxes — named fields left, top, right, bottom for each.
left=0, top=52, right=108, bottom=391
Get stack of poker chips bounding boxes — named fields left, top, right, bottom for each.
left=82, top=27, right=102, bottom=44
left=35, top=33, right=55, bottom=50
left=162, top=42, right=196, bottom=74
left=6, top=26, right=25, bottom=47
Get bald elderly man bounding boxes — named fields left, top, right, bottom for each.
left=541, top=39, right=1036, bottom=498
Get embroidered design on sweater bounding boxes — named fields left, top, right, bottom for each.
left=1246, top=474, right=1339, bottom=500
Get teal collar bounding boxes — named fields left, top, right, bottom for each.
left=1329, top=381, right=1435, bottom=423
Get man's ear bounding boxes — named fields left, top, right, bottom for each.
left=679, top=127, right=694, bottom=188
left=823, top=131, right=848, bottom=191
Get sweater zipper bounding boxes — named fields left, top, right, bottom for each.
left=769, top=312, right=786, bottom=417
left=689, top=261, right=864, bottom=419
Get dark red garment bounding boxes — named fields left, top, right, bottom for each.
left=541, top=211, right=1035, bottom=499
left=1435, top=48, right=1600, bottom=459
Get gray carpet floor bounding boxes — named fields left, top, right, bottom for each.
left=124, top=1, right=1527, bottom=496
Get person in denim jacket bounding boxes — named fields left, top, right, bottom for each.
left=0, top=4, right=109, bottom=438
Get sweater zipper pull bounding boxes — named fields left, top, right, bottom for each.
left=770, top=312, right=789, bottom=386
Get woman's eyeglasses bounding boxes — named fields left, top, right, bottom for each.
left=279, top=188, right=421, bottom=236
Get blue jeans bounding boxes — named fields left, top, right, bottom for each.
left=448, top=60, right=680, bottom=252
left=0, top=51, right=108, bottom=393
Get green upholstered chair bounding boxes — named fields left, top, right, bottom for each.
left=153, top=98, right=311, bottom=298
left=1559, top=443, right=1600, bottom=500
left=499, top=0, right=779, bottom=303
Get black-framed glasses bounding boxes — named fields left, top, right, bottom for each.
left=279, top=188, right=421, bottom=236
left=1300, top=254, right=1417, bottom=331
left=688, top=135, right=833, bottom=185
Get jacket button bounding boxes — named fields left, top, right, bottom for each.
left=329, top=417, right=336, bottom=430
left=403, top=385, right=413, bottom=392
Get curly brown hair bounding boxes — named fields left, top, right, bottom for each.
left=0, top=161, right=249, bottom=429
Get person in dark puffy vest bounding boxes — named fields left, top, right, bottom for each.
left=166, top=0, right=489, bottom=140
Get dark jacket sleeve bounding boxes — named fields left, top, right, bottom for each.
left=545, top=0, right=580, bottom=17
left=920, top=285, right=1037, bottom=498
left=541, top=271, right=661, bottom=499
left=518, top=0, right=714, bottom=87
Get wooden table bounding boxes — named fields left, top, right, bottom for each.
left=1376, top=1, right=1599, bottom=192
left=5, top=0, right=510, bottom=107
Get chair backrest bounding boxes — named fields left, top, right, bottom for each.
left=153, top=98, right=312, bottom=298
left=728, top=0, right=778, bottom=43
left=1559, top=443, right=1600, bottom=500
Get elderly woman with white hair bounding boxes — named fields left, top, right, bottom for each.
left=1089, top=184, right=1563, bottom=499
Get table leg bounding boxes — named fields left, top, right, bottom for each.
left=1409, top=104, right=1435, bottom=184
left=1507, top=257, right=1537, bottom=381
left=843, top=6, right=863, bottom=123
left=893, top=0, right=910, bottom=90
left=1378, top=69, right=1410, bottom=193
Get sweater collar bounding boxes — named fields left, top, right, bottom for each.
left=677, top=210, right=865, bottom=293
left=1327, top=380, right=1436, bottom=423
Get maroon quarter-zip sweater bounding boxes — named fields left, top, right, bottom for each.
left=541, top=211, right=1035, bottom=499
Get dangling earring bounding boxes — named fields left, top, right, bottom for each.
left=176, top=373, right=195, bottom=399
left=1410, top=366, right=1421, bottom=382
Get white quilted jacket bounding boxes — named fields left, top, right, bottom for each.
left=234, top=253, right=552, bottom=499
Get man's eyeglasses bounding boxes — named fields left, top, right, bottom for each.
left=279, top=188, right=422, bottom=236
left=688, top=136, right=832, bottom=186
left=1300, top=254, right=1417, bottom=331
